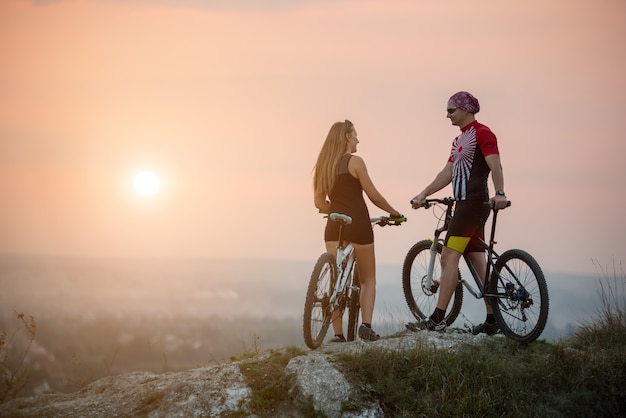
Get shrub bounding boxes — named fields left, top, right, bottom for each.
left=0, top=312, right=37, bottom=402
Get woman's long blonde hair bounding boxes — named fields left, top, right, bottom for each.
left=313, top=120, right=353, bottom=197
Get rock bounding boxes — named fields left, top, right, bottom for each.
left=285, top=351, right=384, bottom=418
left=0, top=364, right=252, bottom=417
left=0, top=329, right=488, bottom=417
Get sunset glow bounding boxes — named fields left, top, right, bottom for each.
left=0, top=0, right=624, bottom=274
left=133, top=171, right=160, bottom=197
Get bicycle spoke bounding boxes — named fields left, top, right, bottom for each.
left=491, top=249, right=549, bottom=343
left=402, top=240, right=463, bottom=326
left=303, top=253, right=336, bottom=349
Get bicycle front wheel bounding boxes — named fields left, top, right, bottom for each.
left=303, top=252, right=336, bottom=349
left=402, top=240, right=463, bottom=326
left=489, top=249, right=549, bottom=343
left=346, top=263, right=360, bottom=342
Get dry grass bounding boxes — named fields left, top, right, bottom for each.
left=330, top=264, right=626, bottom=417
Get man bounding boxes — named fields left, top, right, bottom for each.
left=407, top=91, right=508, bottom=335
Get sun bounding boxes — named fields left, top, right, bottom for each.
left=133, top=171, right=160, bottom=196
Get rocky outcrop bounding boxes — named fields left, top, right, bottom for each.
left=0, top=330, right=488, bottom=417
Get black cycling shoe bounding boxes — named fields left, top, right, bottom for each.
left=358, top=324, right=380, bottom=341
left=471, top=322, right=500, bottom=335
left=406, top=318, right=446, bottom=332
left=330, top=334, right=347, bottom=343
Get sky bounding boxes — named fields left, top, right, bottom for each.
left=1, top=0, right=625, bottom=276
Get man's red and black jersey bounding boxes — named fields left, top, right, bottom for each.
left=447, top=120, right=499, bottom=201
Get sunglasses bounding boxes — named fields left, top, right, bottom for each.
left=446, top=108, right=458, bottom=114
left=345, top=119, right=353, bottom=128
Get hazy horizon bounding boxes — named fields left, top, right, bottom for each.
left=1, top=253, right=613, bottom=343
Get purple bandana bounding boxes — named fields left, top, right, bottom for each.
left=449, top=91, right=480, bottom=114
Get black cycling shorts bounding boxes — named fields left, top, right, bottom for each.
left=444, top=200, right=490, bottom=253
left=324, top=217, right=374, bottom=245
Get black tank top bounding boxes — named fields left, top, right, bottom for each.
left=324, top=154, right=373, bottom=244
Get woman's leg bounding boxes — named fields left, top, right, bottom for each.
left=353, top=243, right=376, bottom=325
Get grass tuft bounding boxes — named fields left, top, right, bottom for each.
left=236, top=346, right=312, bottom=417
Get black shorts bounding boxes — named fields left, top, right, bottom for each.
left=324, top=217, right=374, bottom=245
left=444, top=200, right=490, bottom=253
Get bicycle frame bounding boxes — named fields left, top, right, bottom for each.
left=461, top=208, right=504, bottom=299
left=423, top=199, right=505, bottom=301
left=330, top=242, right=356, bottom=309
left=327, top=213, right=357, bottom=311
left=327, top=213, right=401, bottom=310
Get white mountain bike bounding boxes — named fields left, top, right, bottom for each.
left=303, top=212, right=405, bottom=349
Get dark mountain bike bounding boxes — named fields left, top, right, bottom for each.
left=402, top=197, right=549, bottom=343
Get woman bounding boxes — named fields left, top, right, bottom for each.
left=313, top=120, right=403, bottom=342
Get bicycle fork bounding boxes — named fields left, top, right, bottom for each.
left=425, top=240, right=439, bottom=292
left=424, top=219, right=449, bottom=292
left=425, top=239, right=486, bottom=299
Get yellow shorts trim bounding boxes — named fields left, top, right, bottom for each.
left=446, top=236, right=471, bottom=253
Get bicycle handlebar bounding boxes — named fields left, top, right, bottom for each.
left=410, top=197, right=511, bottom=210
left=371, top=215, right=407, bottom=227
left=319, top=210, right=406, bottom=226
left=410, top=197, right=455, bottom=209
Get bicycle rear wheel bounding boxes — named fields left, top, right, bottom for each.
left=346, top=263, right=360, bottom=342
left=303, top=252, right=336, bottom=349
left=402, top=240, right=463, bottom=326
left=489, top=249, right=549, bottom=343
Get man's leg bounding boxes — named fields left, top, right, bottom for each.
left=406, top=245, right=462, bottom=331
left=436, top=246, right=463, bottom=312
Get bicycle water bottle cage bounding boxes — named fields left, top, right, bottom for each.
left=330, top=213, right=353, bottom=225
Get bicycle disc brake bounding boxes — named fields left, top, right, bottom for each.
left=421, top=276, right=440, bottom=296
